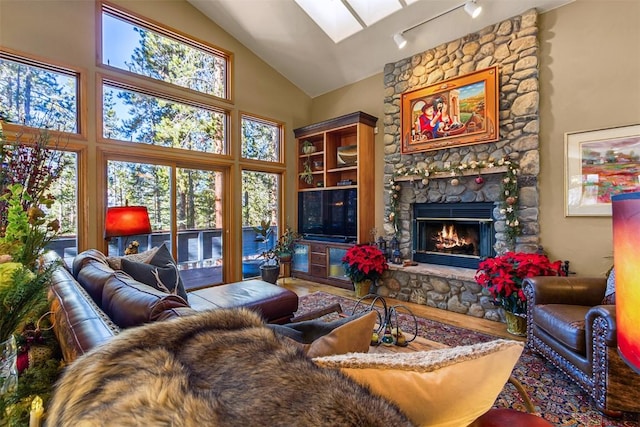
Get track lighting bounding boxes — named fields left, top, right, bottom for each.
left=392, top=0, right=482, bottom=49
left=464, top=0, right=482, bottom=19
left=393, top=32, right=408, bottom=49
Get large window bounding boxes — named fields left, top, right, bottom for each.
left=102, top=80, right=227, bottom=154
left=0, top=51, right=79, bottom=132
left=101, top=3, right=229, bottom=100
left=99, top=4, right=287, bottom=282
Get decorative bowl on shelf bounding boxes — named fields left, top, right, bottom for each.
left=313, top=160, right=324, bottom=170
left=337, top=145, right=357, bottom=166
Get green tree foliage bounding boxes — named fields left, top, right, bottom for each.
left=0, top=57, right=77, bottom=132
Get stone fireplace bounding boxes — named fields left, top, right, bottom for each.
left=376, top=9, right=542, bottom=322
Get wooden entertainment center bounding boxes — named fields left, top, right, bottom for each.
left=291, top=111, right=378, bottom=288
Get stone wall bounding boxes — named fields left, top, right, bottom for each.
left=377, top=9, right=541, bottom=321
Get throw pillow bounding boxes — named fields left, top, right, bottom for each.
left=270, top=311, right=377, bottom=358
left=602, top=267, right=616, bottom=305
left=121, top=243, right=188, bottom=302
left=106, top=246, right=159, bottom=271
left=314, top=339, right=524, bottom=427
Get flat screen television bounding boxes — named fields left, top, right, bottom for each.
left=298, top=188, right=357, bottom=242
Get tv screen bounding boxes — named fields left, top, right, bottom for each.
left=298, top=189, right=357, bottom=242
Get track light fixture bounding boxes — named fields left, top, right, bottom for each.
left=464, top=0, right=482, bottom=19
left=393, top=32, right=408, bottom=49
left=393, top=0, right=482, bottom=49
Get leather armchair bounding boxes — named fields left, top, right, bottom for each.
left=523, top=276, right=640, bottom=415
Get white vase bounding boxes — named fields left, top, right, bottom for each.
left=0, top=335, right=18, bottom=395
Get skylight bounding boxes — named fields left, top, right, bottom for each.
left=294, top=0, right=415, bottom=43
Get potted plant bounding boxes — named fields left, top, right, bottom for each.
left=301, top=140, right=316, bottom=154
left=342, top=245, right=388, bottom=297
left=258, top=226, right=300, bottom=284
left=273, top=226, right=299, bottom=263
left=299, top=160, right=314, bottom=185
left=475, top=251, right=564, bottom=335
left=258, top=248, right=280, bottom=284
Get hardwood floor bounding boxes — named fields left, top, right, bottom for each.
left=280, top=276, right=525, bottom=342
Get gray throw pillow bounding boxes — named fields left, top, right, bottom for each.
left=121, top=243, right=188, bottom=302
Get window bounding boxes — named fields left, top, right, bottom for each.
left=241, top=115, right=281, bottom=162
left=102, top=80, right=227, bottom=154
left=107, top=159, right=225, bottom=284
left=0, top=51, right=79, bottom=132
left=241, top=170, right=280, bottom=278
left=101, top=4, right=228, bottom=100
left=47, top=150, right=79, bottom=263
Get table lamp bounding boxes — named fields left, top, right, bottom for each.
left=104, top=204, right=152, bottom=254
left=612, top=191, right=640, bottom=374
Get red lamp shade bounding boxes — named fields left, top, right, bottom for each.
left=612, top=191, right=640, bottom=374
left=104, top=206, right=152, bottom=239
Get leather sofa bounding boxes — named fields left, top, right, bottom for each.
left=523, top=276, right=640, bottom=415
left=47, top=249, right=298, bottom=363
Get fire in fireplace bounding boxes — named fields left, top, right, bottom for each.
left=413, top=202, right=495, bottom=269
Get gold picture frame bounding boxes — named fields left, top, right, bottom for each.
left=401, top=66, right=499, bottom=154
left=565, top=124, right=640, bottom=216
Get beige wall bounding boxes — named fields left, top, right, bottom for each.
left=312, top=0, right=640, bottom=277
left=0, top=0, right=311, bottom=278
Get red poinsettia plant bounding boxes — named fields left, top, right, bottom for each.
left=342, top=244, right=388, bottom=283
left=475, top=252, right=564, bottom=314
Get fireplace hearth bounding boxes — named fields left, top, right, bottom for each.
left=413, top=202, right=495, bottom=269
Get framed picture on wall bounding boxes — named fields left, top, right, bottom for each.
left=400, top=66, right=499, bottom=154
left=565, top=124, right=640, bottom=216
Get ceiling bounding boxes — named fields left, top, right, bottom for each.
left=187, top=0, right=574, bottom=97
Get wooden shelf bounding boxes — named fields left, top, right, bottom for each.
left=294, top=111, right=377, bottom=246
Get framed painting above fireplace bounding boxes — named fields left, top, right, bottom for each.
left=400, top=66, right=499, bottom=154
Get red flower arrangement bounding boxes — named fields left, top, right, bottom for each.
left=342, top=244, right=388, bottom=283
left=475, top=252, right=564, bottom=314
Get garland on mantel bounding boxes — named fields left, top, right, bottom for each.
left=388, top=158, right=521, bottom=244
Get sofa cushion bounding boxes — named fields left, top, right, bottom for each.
left=76, top=259, right=117, bottom=307
left=106, top=246, right=159, bottom=271
left=72, top=249, right=110, bottom=278
left=314, top=339, right=524, bottom=427
left=533, top=304, right=590, bottom=354
left=121, top=244, right=188, bottom=301
left=270, top=311, right=377, bottom=357
left=102, top=271, right=190, bottom=329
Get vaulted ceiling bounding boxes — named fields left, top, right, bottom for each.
left=187, top=0, right=573, bottom=97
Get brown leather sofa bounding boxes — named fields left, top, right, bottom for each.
left=523, top=276, right=640, bottom=415
left=48, top=249, right=298, bottom=363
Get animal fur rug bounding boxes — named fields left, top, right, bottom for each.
left=47, top=308, right=414, bottom=427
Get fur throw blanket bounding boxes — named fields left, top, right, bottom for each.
left=47, top=308, right=413, bottom=427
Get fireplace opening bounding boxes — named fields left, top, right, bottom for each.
left=412, top=202, right=495, bottom=269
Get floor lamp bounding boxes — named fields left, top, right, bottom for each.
left=612, top=191, right=640, bottom=374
